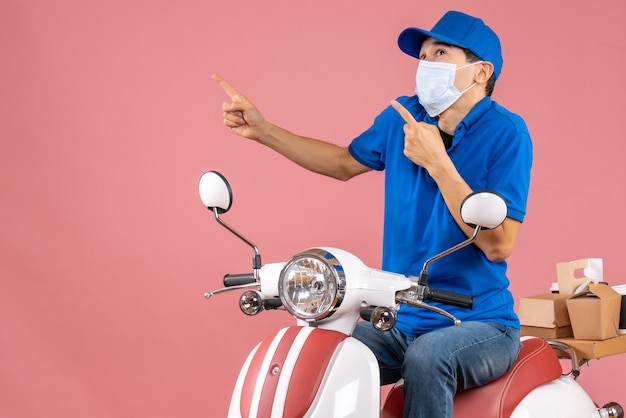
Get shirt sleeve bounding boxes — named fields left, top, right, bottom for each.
left=487, top=127, right=533, bottom=223
left=348, top=96, right=420, bottom=171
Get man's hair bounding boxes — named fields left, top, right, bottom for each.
left=464, top=49, right=495, bottom=96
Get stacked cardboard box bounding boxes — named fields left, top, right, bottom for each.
left=566, top=282, right=621, bottom=340
left=518, top=293, right=572, bottom=339
left=613, top=284, right=626, bottom=333
left=517, top=258, right=626, bottom=359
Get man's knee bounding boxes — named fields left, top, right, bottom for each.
left=402, top=334, right=451, bottom=380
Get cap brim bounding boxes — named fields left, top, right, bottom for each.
left=398, top=27, right=469, bottom=59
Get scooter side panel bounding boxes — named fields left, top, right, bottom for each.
left=511, top=376, right=599, bottom=418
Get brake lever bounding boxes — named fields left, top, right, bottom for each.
left=397, top=281, right=461, bottom=326
left=204, top=283, right=260, bottom=299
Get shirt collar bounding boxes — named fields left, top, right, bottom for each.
left=439, top=96, right=493, bottom=150
left=455, top=96, right=492, bottom=134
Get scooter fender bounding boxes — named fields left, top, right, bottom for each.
left=228, top=326, right=380, bottom=418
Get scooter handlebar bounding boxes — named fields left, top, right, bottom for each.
left=424, top=287, right=474, bottom=310
left=223, top=273, right=256, bottom=287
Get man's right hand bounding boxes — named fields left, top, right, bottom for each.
left=212, top=74, right=267, bottom=141
left=211, top=73, right=369, bottom=181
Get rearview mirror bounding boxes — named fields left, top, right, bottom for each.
left=460, top=191, right=507, bottom=230
left=199, top=171, right=232, bottom=214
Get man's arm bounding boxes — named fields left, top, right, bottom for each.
left=390, top=99, right=521, bottom=262
left=426, top=160, right=521, bottom=263
left=212, top=74, right=371, bottom=181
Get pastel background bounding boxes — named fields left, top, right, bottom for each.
left=1, top=0, right=625, bottom=417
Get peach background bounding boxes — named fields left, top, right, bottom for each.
left=1, top=0, right=625, bottom=416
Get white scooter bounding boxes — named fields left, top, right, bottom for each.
left=199, top=170, right=624, bottom=418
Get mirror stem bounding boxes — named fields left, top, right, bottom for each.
left=213, top=208, right=262, bottom=279
left=418, top=226, right=481, bottom=286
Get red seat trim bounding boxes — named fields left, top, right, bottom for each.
left=381, top=337, right=563, bottom=418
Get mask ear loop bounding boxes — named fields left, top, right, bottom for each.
left=456, top=61, right=483, bottom=95
left=456, top=61, right=484, bottom=70
left=460, top=83, right=477, bottom=94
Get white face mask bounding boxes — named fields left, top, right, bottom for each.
left=415, top=60, right=481, bottom=117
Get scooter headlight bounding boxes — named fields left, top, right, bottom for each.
left=278, top=248, right=345, bottom=321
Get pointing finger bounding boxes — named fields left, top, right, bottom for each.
left=390, top=100, right=417, bottom=125
left=212, top=74, right=245, bottom=101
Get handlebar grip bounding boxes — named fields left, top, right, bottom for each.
left=359, top=306, right=376, bottom=322
left=425, top=287, right=474, bottom=310
left=223, top=273, right=256, bottom=287
left=263, top=298, right=283, bottom=310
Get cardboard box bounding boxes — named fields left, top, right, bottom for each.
left=517, top=293, right=573, bottom=339
left=556, top=258, right=603, bottom=294
left=553, top=334, right=626, bottom=360
left=521, top=325, right=573, bottom=339
left=566, top=282, right=621, bottom=340
left=613, top=285, right=626, bottom=333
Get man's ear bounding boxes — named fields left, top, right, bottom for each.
left=476, top=62, right=494, bottom=83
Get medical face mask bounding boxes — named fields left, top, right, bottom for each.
left=415, top=60, right=481, bottom=117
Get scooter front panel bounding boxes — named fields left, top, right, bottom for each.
left=230, top=326, right=353, bottom=418
left=238, top=329, right=282, bottom=418
left=283, top=328, right=351, bottom=417
left=303, top=336, right=380, bottom=418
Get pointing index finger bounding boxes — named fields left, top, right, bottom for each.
left=212, top=74, right=244, bottom=101
left=390, top=99, right=417, bottom=124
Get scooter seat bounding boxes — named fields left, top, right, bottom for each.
left=380, top=337, right=563, bottom=418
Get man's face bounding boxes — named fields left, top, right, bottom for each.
left=418, top=38, right=466, bottom=65
left=418, top=37, right=476, bottom=92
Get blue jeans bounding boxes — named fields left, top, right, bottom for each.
left=352, top=321, right=521, bottom=418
